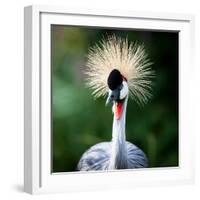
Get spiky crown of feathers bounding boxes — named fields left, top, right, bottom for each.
left=85, top=35, right=154, bottom=105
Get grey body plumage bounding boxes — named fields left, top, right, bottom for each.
left=77, top=141, right=148, bottom=171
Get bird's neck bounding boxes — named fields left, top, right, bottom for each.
left=109, top=97, right=128, bottom=170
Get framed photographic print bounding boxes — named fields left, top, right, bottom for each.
left=24, top=5, right=195, bottom=194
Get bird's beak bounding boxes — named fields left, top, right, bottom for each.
left=106, top=95, right=112, bottom=106
left=105, top=89, right=123, bottom=120
left=105, top=89, right=119, bottom=106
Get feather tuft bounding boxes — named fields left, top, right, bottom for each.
left=85, top=35, right=154, bottom=105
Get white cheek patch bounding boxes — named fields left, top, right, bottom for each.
left=120, top=81, right=128, bottom=99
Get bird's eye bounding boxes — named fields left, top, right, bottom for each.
left=120, top=81, right=128, bottom=99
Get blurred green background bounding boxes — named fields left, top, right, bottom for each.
left=51, top=25, right=179, bottom=172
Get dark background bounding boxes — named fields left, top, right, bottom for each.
left=51, top=25, right=179, bottom=172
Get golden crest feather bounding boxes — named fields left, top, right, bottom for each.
left=85, top=35, right=154, bottom=105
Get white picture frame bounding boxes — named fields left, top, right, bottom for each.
left=24, top=5, right=195, bottom=194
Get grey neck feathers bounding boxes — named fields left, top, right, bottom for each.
left=108, top=96, right=128, bottom=169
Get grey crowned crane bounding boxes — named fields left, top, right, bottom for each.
left=77, top=35, right=154, bottom=171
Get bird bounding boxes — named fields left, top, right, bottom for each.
left=77, top=35, right=154, bottom=171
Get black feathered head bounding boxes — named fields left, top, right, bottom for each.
left=107, top=69, right=123, bottom=90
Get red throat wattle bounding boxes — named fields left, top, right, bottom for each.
left=115, top=102, right=123, bottom=120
